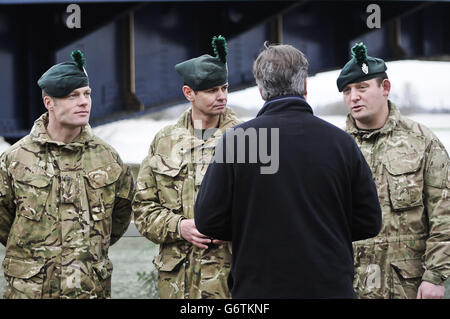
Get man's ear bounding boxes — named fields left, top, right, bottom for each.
left=182, top=85, right=195, bottom=102
left=381, top=79, right=391, bottom=97
left=43, top=95, right=54, bottom=112
left=257, top=87, right=265, bottom=101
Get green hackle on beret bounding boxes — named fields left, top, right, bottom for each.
left=336, top=42, right=387, bottom=92
left=71, top=49, right=86, bottom=70
left=212, top=35, right=228, bottom=64
left=352, top=42, right=368, bottom=66
left=38, top=49, right=89, bottom=98
left=175, top=35, right=228, bottom=91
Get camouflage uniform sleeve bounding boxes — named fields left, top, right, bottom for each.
left=110, top=159, right=134, bottom=246
left=422, top=139, right=450, bottom=285
left=132, top=141, right=185, bottom=244
left=0, top=153, right=15, bottom=247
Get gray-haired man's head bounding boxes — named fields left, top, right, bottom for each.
left=253, top=43, right=309, bottom=100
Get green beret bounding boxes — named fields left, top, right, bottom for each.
left=336, top=43, right=387, bottom=92
left=175, top=35, right=228, bottom=91
left=38, top=50, right=89, bottom=98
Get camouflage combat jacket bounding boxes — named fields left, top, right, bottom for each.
left=346, top=101, right=450, bottom=298
left=0, top=113, right=134, bottom=299
left=133, top=107, right=240, bottom=299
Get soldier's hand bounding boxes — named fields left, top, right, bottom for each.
left=180, top=218, right=212, bottom=249
left=416, top=281, right=445, bottom=299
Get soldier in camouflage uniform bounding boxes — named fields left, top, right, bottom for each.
left=0, top=50, right=134, bottom=299
left=337, top=43, right=450, bottom=298
left=132, top=36, right=241, bottom=298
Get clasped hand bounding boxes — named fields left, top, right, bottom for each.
left=180, top=218, right=227, bottom=249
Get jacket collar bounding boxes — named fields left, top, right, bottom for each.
left=176, top=107, right=239, bottom=136
left=168, top=107, right=240, bottom=158
left=30, top=113, right=94, bottom=148
left=346, top=100, right=399, bottom=138
left=257, top=95, right=312, bottom=117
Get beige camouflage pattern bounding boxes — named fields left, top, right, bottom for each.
left=0, top=113, right=134, bottom=299
left=346, top=101, right=450, bottom=298
left=133, top=107, right=240, bottom=299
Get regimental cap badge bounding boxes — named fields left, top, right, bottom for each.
left=361, top=62, right=369, bottom=74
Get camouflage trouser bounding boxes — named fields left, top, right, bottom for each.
left=157, top=244, right=231, bottom=299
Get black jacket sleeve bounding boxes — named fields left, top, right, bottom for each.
left=351, top=144, right=382, bottom=241
left=194, top=135, right=233, bottom=241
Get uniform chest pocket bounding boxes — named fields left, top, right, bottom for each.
left=10, top=162, right=51, bottom=221
left=384, top=153, right=424, bottom=211
left=194, top=146, right=216, bottom=188
left=149, top=155, right=185, bottom=210
left=85, top=163, right=122, bottom=221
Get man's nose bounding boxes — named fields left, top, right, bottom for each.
left=217, top=89, right=226, bottom=100
left=79, top=95, right=89, bottom=105
left=350, top=89, right=360, bottom=102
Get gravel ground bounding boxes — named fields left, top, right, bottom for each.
left=108, top=236, right=159, bottom=299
